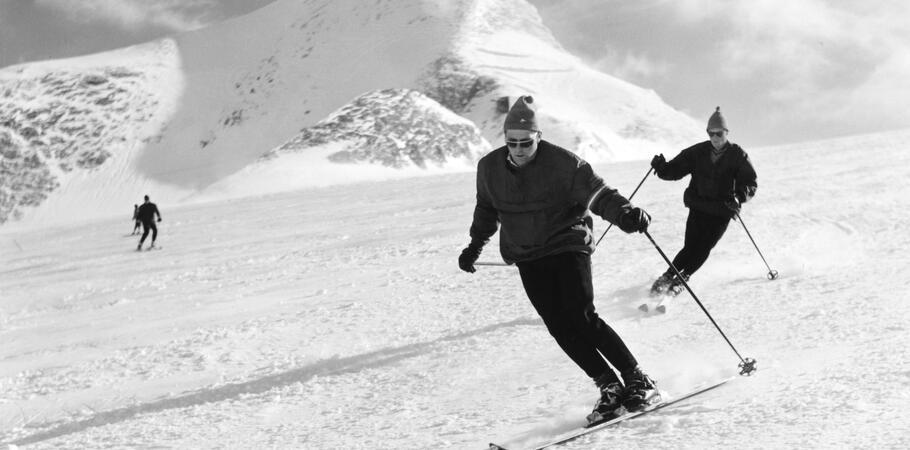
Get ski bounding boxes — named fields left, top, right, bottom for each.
left=639, top=295, right=672, bottom=314
left=488, top=376, right=734, bottom=450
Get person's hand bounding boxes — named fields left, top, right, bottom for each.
left=158, top=218, right=162, bottom=222
left=619, top=207, right=651, bottom=233
left=650, top=154, right=667, bottom=172
left=458, top=243, right=483, bottom=273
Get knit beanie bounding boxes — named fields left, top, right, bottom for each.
left=707, top=106, right=727, bottom=130
left=503, top=95, right=539, bottom=132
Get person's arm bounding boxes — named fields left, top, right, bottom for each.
left=459, top=167, right=498, bottom=273
left=734, top=150, right=758, bottom=204
left=576, top=162, right=650, bottom=233
left=155, top=205, right=162, bottom=221
left=468, top=170, right=498, bottom=247
left=655, top=145, right=698, bottom=180
left=575, top=162, right=627, bottom=225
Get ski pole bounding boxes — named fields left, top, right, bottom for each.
left=735, top=212, right=778, bottom=280
left=643, top=230, right=757, bottom=376
left=595, top=167, right=654, bottom=247
left=475, top=261, right=511, bottom=267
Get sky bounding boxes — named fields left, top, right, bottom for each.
left=0, top=0, right=273, bottom=65
left=0, top=0, right=908, bottom=146
left=528, top=0, right=910, bottom=146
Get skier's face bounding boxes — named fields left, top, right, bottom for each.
left=505, top=129, right=541, bottom=167
left=707, top=128, right=728, bottom=149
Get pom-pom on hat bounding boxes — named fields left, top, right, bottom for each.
left=504, top=95, right=539, bottom=132
left=707, top=106, right=727, bottom=131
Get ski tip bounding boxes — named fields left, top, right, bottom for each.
left=489, top=443, right=509, bottom=450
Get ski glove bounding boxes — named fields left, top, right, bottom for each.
left=458, top=241, right=483, bottom=273
left=618, top=207, right=651, bottom=233
left=650, top=154, right=667, bottom=173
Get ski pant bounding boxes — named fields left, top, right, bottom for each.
left=139, top=220, right=157, bottom=244
left=670, top=209, right=731, bottom=276
left=516, top=252, right=637, bottom=380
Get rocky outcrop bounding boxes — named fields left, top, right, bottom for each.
left=267, top=89, right=488, bottom=168
left=0, top=67, right=160, bottom=223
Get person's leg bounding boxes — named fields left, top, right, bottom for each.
left=670, top=209, right=700, bottom=274
left=517, top=256, right=610, bottom=379
left=676, top=210, right=730, bottom=276
left=150, top=222, right=158, bottom=244
left=552, top=253, right=638, bottom=374
left=139, top=222, right=150, bottom=245
left=545, top=253, right=657, bottom=416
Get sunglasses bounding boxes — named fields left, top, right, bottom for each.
left=707, top=130, right=726, bottom=138
left=506, top=139, right=535, bottom=148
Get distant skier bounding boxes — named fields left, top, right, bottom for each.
left=131, top=204, right=141, bottom=235
left=458, top=96, right=659, bottom=424
left=649, top=107, right=758, bottom=296
left=136, top=195, right=162, bottom=250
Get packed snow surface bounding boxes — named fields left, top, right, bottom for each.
left=2, top=129, right=910, bottom=448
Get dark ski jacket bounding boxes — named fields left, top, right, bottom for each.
left=136, top=202, right=161, bottom=223
left=656, top=141, right=757, bottom=218
left=469, top=140, right=634, bottom=264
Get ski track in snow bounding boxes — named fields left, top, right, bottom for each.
left=2, top=131, right=910, bottom=448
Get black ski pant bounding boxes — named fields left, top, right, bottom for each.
left=670, top=209, right=731, bottom=276
left=139, top=220, right=157, bottom=244
left=516, top=252, right=637, bottom=380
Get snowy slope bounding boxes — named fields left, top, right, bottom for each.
left=2, top=129, right=909, bottom=449
left=0, top=39, right=188, bottom=227
left=196, top=88, right=490, bottom=200
left=0, top=0, right=699, bottom=228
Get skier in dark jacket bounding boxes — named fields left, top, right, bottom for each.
left=458, top=96, right=658, bottom=424
left=131, top=204, right=141, bottom=235
left=136, top=195, right=162, bottom=250
left=649, top=107, right=758, bottom=295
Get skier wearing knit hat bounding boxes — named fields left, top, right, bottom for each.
left=649, top=107, right=758, bottom=296
left=458, top=95, right=660, bottom=424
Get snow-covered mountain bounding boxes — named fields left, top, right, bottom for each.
left=0, top=0, right=700, bottom=227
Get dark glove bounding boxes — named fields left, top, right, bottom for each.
left=158, top=218, right=163, bottom=222
left=458, top=242, right=483, bottom=273
left=650, top=154, right=667, bottom=173
left=618, top=207, right=651, bottom=233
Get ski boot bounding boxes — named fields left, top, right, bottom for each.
left=649, top=270, right=675, bottom=296
left=666, top=272, right=690, bottom=297
left=621, top=367, right=660, bottom=412
left=587, top=373, right=625, bottom=425
left=137, top=243, right=143, bottom=251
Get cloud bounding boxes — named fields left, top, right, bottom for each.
left=35, top=0, right=219, bottom=32
left=666, top=0, right=910, bottom=136
left=592, top=50, right=671, bottom=81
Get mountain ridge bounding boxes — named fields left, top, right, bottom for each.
left=0, top=0, right=699, bottom=227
